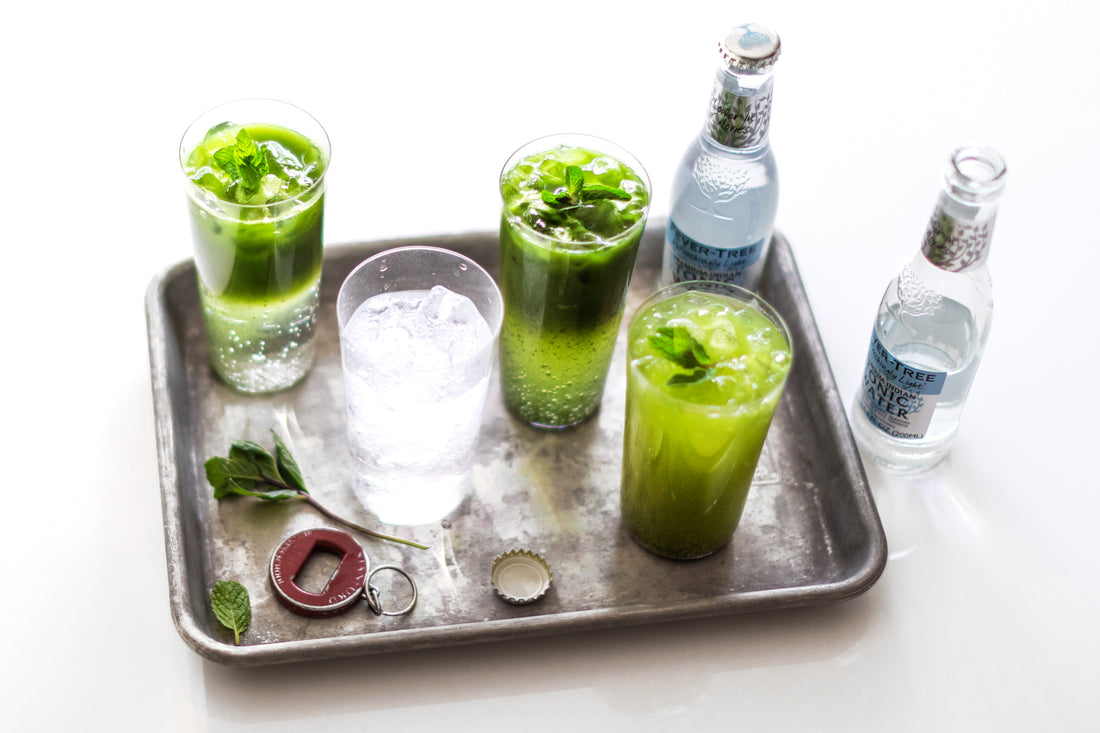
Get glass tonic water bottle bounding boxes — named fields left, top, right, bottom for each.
left=661, top=23, right=780, bottom=290
left=851, top=147, right=1007, bottom=471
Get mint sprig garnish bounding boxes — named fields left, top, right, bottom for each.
left=539, top=165, right=631, bottom=209
left=649, top=326, right=718, bottom=386
left=212, top=128, right=270, bottom=200
left=205, top=431, right=428, bottom=550
left=210, top=580, right=251, bottom=645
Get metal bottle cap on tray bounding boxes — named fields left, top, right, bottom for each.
left=720, top=23, right=781, bottom=72
left=491, top=549, right=552, bottom=605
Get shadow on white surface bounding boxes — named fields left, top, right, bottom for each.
left=199, top=590, right=885, bottom=726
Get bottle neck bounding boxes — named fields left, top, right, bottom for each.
left=920, top=193, right=1000, bottom=273
left=705, top=69, right=774, bottom=149
left=921, top=147, right=1006, bottom=273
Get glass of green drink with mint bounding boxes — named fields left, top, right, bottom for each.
left=498, top=134, right=650, bottom=428
left=621, top=282, right=793, bottom=559
left=180, top=99, right=329, bottom=393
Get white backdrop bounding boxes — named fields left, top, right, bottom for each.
left=2, top=1, right=1096, bottom=730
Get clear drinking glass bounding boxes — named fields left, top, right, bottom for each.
left=179, top=99, right=329, bottom=393
left=498, top=133, right=651, bottom=429
left=620, top=281, right=793, bottom=559
left=337, top=246, right=504, bottom=525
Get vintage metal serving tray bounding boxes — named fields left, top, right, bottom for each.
left=146, top=222, right=887, bottom=666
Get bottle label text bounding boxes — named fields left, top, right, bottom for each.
left=666, top=220, right=763, bottom=285
left=858, top=329, right=947, bottom=439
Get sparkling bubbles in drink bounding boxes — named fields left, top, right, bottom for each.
left=340, top=285, right=495, bottom=525
left=661, top=23, right=781, bottom=291
left=180, top=102, right=329, bottom=394
left=621, top=283, right=792, bottom=559
left=498, top=136, right=651, bottom=428
left=851, top=147, right=1006, bottom=471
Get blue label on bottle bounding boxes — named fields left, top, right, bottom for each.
left=858, top=329, right=948, bottom=439
left=666, top=220, right=763, bottom=285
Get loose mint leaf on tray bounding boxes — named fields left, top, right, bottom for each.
left=271, top=430, right=306, bottom=492
left=229, top=440, right=281, bottom=483
left=210, top=580, right=251, bottom=645
left=204, top=456, right=261, bottom=496
left=204, top=432, right=428, bottom=550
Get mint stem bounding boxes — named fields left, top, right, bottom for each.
left=303, top=495, right=429, bottom=550
left=256, top=476, right=428, bottom=550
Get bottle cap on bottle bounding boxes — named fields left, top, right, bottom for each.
left=720, top=23, right=781, bottom=72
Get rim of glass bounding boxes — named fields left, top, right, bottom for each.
left=337, top=245, right=504, bottom=374
left=179, top=98, right=331, bottom=209
left=630, top=280, right=793, bottom=406
left=499, top=132, right=651, bottom=247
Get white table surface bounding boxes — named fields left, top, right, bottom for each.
left=4, top=1, right=1096, bottom=730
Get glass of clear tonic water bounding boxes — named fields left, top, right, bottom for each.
left=337, top=246, right=504, bottom=525
left=180, top=99, right=329, bottom=393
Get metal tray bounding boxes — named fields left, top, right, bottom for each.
left=146, top=222, right=887, bottom=666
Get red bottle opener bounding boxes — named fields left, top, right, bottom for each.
left=269, top=528, right=369, bottom=618
left=269, top=527, right=418, bottom=618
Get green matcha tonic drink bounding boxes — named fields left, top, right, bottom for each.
left=499, top=134, right=650, bottom=428
left=180, top=99, right=328, bottom=393
left=621, top=282, right=792, bottom=559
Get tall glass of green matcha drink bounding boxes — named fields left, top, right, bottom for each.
left=621, top=282, right=793, bottom=559
left=499, top=134, right=650, bottom=428
left=180, top=99, right=329, bottom=393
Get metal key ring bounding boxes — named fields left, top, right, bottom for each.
left=364, top=565, right=418, bottom=616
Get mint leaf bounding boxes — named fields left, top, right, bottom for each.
left=271, top=430, right=306, bottom=492
left=649, top=326, right=718, bottom=386
left=212, top=147, right=240, bottom=179
left=234, top=128, right=258, bottom=160
left=241, top=487, right=302, bottom=501
left=229, top=440, right=281, bottom=482
left=565, top=165, right=585, bottom=199
left=539, top=165, right=630, bottom=212
left=688, top=332, right=711, bottom=366
left=205, top=456, right=261, bottom=497
left=650, top=326, right=709, bottom=369
left=218, top=479, right=301, bottom=502
left=240, top=165, right=260, bottom=194
left=667, top=367, right=716, bottom=386
left=205, top=432, right=428, bottom=550
left=210, top=580, right=251, bottom=645
left=580, top=184, right=630, bottom=202
left=212, top=128, right=270, bottom=199
left=540, top=190, right=573, bottom=207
